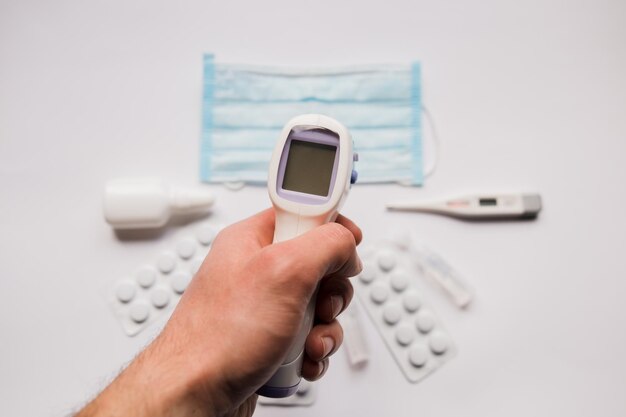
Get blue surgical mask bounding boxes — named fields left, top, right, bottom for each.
left=201, top=54, right=423, bottom=185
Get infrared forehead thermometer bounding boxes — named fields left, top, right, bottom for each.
left=258, top=114, right=357, bottom=398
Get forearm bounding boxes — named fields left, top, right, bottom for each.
left=77, top=332, right=220, bottom=417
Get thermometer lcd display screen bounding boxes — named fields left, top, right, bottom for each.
left=479, top=198, right=498, bottom=206
left=282, top=140, right=337, bottom=197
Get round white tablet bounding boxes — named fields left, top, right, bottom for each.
left=136, top=266, right=157, bottom=288
left=377, top=250, right=397, bottom=272
left=416, top=311, right=435, bottom=333
left=171, top=270, right=192, bottom=294
left=115, top=281, right=136, bottom=303
left=129, top=302, right=150, bottom=323
left=370, top=283, right=389, bottom=304
left=395, top=324, right=415, bottom=346
left=408, top=345, right=429, bottom=367
left=176, top=238, right=196, bottom=260
left=403, top=290, right=421, bottom=312
left=358, top=262, right=376, bottom=284
left=390, top=270, right=409, bottom=292
left=156, top=252, right=176, bottom=273
left=383, top=303, right=402, bottom=325
left=296, top=379, right=311, bottom=396
left=150, top=287, right=170, bottom=308
left=196, top=225, right=216, bottom=246
left=429, top=332, right=450, bottom=355
left=189, top=256, right=204, bottom=274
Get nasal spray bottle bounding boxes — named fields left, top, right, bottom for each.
left=103, top=178, right=216, bottom=230
left=258, top=114, right=358, bottom=397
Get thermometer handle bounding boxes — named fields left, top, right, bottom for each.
left=257, top=209, right=335, bottom=398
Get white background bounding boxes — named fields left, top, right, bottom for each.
left=1, top=0, right=625, bottom=416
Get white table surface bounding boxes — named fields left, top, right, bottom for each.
left=1, top=1, right=625, bottom=416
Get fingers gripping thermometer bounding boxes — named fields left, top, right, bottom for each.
left=259, top=114, right=357, bottom=398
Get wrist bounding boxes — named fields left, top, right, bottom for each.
left=134, top=331, right=223, bottom=417
left=78, top=331, right=224, bottom=417
left=154, top=312, right=257, bottom=416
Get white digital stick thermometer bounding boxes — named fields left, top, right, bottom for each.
left=258, top=114, right=357, bottom=398
left=386, top=193, right=542, bottom=220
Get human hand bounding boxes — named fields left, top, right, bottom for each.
left=77, top=208, right=362, bottom=417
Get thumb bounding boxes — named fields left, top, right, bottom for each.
left=259, top=222, right=362, bottom=295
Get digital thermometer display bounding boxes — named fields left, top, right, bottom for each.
left=478, top=198, right=497, bottom=206
left=282, top=140, right=337, bottom=197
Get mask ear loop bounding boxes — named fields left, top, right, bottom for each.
left=224, top=181, right=246, bottom=191
left=421, top=105, right=440, bottom=179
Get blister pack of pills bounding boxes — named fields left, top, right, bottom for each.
left=107, top=223, right=220, bottom=336
left=258, top=380, right=316, bottom=407
left=355, top=241, right=456, bottom=383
